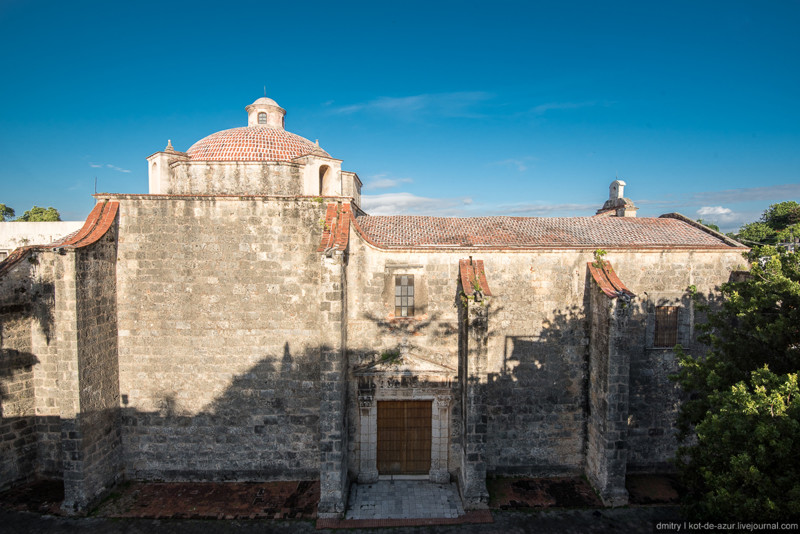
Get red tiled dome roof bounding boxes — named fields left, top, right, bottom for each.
left=186, top=126, right=329, bottom=162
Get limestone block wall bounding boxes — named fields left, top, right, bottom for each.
left=0, top=250, right=62, bottom=487
left=346, top=232, right=746, bottom=479
left=0, top=257, right=38, bottom=487
left=610, top=250, right=745, bottom=470
left=61, top=221, right=122, bottom=509
left=344, top=245, right=463, bottom=478
left=31, top=255, right=63, bottom=479
left=168, top=162, right=304, bottom=196
left=114, top=196, right=327, bottom=480
left=483, top=252, right=591, bottom=476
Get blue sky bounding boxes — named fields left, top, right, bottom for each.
left=1, top=1, right=798, bottom=232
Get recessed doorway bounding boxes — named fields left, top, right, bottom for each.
left=376, top=400, right=432, bottom=475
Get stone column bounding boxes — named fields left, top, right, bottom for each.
left=430, top=394, right=452, bottom=483
left=317, top=251, right=349, bottom=518
left=356, top=386, right=378, bottom=483
left=586, top=284, right=631, bottom=506
left=459, top=299, right=489, bottom=509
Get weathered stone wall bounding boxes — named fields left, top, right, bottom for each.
left=483, top=253, right=591, bottom=476
left=60, top=220, right=122, bottom=510
left=30, top=254, right=62, bottom=479
left=344, top=247, right=463, bottom=479
left=0, top=251, right=61, bottom=487
left=0, top=257, right=38, bottom=488
left=346, top=231, right=746, bottom=481
left=616, top=251, right=745, bottom=471
left=114, top=196, right=327, bottom=481
left=168, top=162, right=304, bottom=196
left=585, top=281, right=633, bottom=505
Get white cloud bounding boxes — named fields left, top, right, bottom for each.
left=364, top=174, right=414, bottom=190
left=697, top=206, right=737, bottom=222
left=691, top=183, right=800, bottom=204
left=88, top=162, right=130, bottom=173
left=330, top=92, right=492, bottom=119
left=106, top=164, right=131, bottom=173
left=361, top=192, right=473, bottom=216
left=494, top=158, right=536, bottom=172
left=530, top=101, right=602, bottom=116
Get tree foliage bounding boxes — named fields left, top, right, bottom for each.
left=17, top=206, right=61, bottom=222
left=734, top=201, right=800, bottom=245
left=673, top=247, right=800, bottom=520
left=0, top=203, right=14, bottom=222
left=762, top=200, right=800, bottom=230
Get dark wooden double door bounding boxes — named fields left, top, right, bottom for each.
left=376, top=400, right=432, bottom=475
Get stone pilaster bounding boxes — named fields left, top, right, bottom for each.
left=459, top=298, right=489, bottom=509
left=317, top=250, right=349, bottom=518
left=586, top=282, right=631, bottom=506
left=356, top=387, right=378, bottom=483
left=55, top=250, right=86, bottom=511
left=430, top=394, right=452, bottom=483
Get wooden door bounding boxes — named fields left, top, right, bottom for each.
left=377, top=400, right=432, bottom=475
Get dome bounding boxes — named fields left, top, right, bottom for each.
left=186, top=126, right=330, bottom=162
left=250, top=97, right=280, bottom=107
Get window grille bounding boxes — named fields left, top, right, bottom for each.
left=654, top=306, right=679, bottom=347
left=258, top=112, right=268, bottom=124
left=395, top=275, right=414, bottom=317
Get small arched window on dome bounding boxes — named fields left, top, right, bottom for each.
left=258, top=112, right=268, bottom=125
left=319, top=165, right=332, bottom=195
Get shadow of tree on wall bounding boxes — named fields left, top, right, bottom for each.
left=358, top=311, right=459, bottom=369
left=0, top=269, right=736, bottom=496
left=119, top=342, right=323, bottom=482
left=485, top=304, right=591, bottom=476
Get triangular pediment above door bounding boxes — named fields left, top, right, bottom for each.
left=354, top=349, right=456, bottom=377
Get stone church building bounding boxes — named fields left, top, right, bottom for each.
left=0, top=97, right=746, bottom=515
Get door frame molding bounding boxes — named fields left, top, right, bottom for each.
left=357, top=377, right=452, bottom=484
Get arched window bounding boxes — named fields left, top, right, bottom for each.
left=319, top=165, right=331, bottom=195
left=258, top=112, right=268, bottom=124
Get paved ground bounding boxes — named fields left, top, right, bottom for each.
left=0, top=475, right=683, bottom=532
left=345, top=481, right=465, bottom=519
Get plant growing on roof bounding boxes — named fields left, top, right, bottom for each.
left=460, top=278, right=487, bottom=307
left=592, top=248, right=608, bottom=268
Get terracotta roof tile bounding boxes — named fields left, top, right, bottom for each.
left=353, top=214, right=741, bottom=249
left=316, top=203, right=351, bottom=253
left=459, top=259, right=493, bottom=296
left=187, top=126, right=328, bottom=162
left=588, top=261, right=635, bottom=299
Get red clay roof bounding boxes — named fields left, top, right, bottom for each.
left=588, top=261, right=636, bottom=299
left=187, top=126, right=328, bottom=162
left=0, top=201, right=118, bottom=278
left=353, top=214, right=741, bottom=249
left=459, top=259, right=493, bottom=296
left=317, top=203, right=351, bottom=253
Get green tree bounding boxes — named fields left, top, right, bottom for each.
left=734, top=201, right=800, bottom=245
left=736, top=221, right=776, bottom=244
left=17, top=206, right=61, bottom=222
left=0, top=203, right=14, bottom=221
left=762, top=201, right=800, bottom=230
left=673, top=247, right=800, bottom=520
left=777, top=222, right=800, bottom=244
